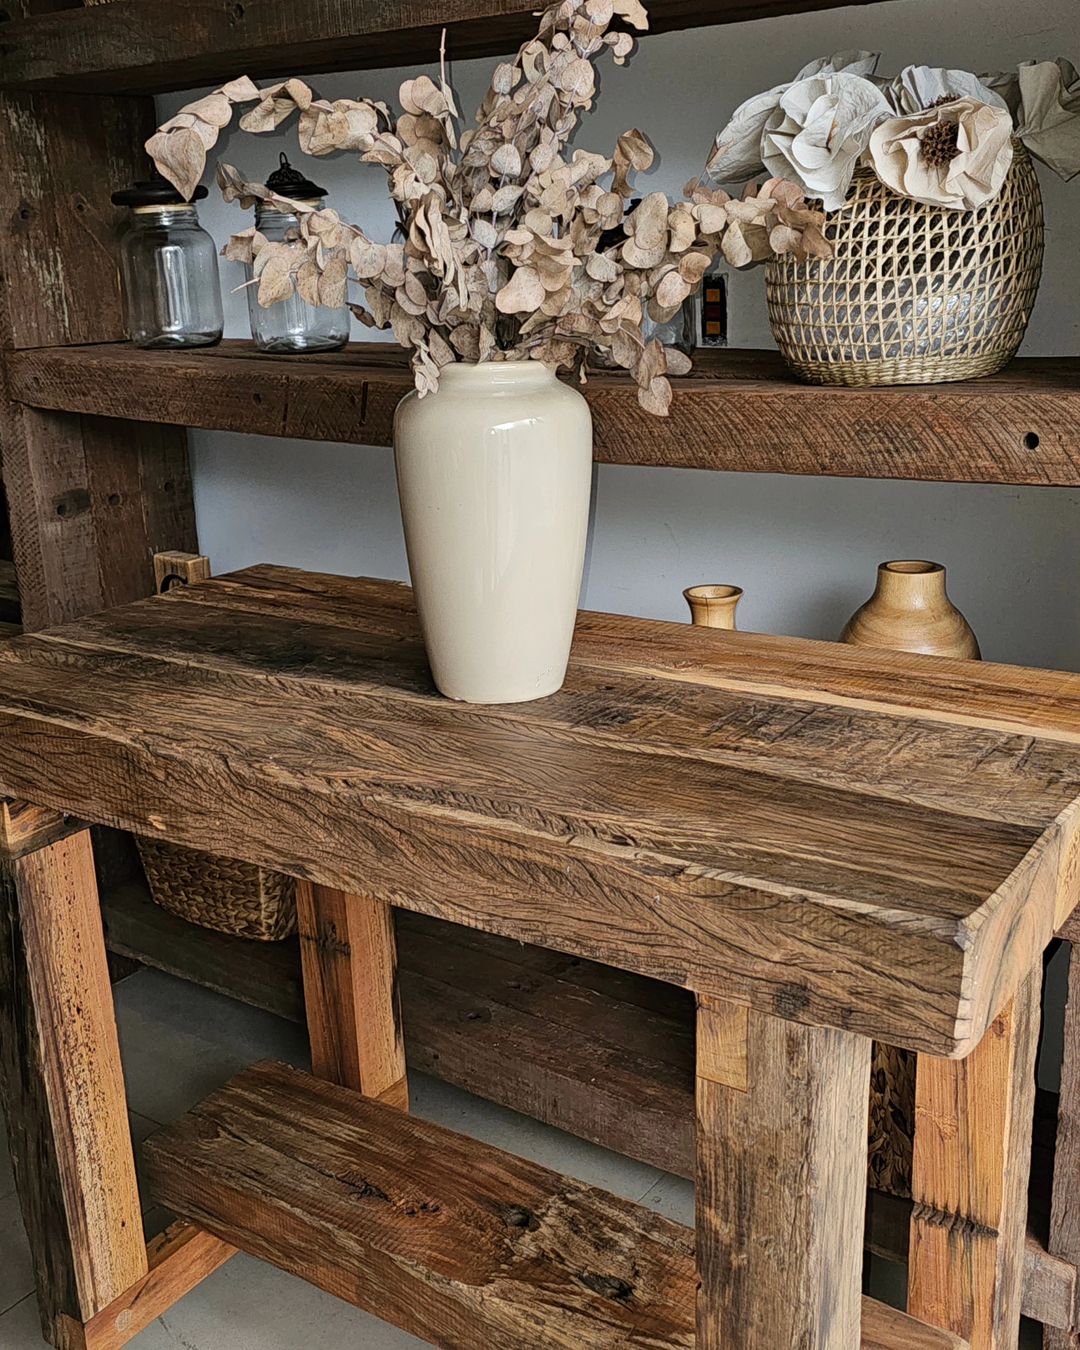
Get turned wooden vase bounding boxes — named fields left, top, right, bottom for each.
left=684, top=584, right=743, bottom=631
left=840, top=560, right=980, bottom=659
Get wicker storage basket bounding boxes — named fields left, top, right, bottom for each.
left=868, top=1042, right=916, bottom=1197
left=136, top=837, right=297, bottom=941
left=766, top=142, right=1044, bottom=386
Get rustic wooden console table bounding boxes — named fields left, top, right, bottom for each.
left=1, top=565, right=1078, bottom=1349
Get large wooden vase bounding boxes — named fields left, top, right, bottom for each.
left=841, top=558, right=979, bottom=1197
left=840, top=559, right=980, bottom=660
left=394, top=361, right=593, bottom=704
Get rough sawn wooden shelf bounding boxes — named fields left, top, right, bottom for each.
left=8, top=341, right=1080, bottom=485
left=0, top=0, right=901, bottom=95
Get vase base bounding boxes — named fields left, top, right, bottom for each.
left=432, top=676, right=566, bottom=705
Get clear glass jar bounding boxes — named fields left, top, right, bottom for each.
left=246, top=198, right=350, bottom=354
left=114, top=185, right=223, bottom=349
left=645, top=291, right=701, bottom=355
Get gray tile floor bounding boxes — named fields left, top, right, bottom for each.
left=0, top=967, right=1041, bottom=1348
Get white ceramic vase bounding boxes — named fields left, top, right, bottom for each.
left=393, top=361, right=593, bottom=704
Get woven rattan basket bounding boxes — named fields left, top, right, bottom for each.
left=766, top=142, right=1044, bottom=386
left=868, top=1043, right=916, bottom=1197
left=136, top=837, right=297, bottom=941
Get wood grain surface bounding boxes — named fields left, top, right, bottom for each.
left=144, top=1058, right=967, bottom=1350
left=0, top=0, right=901, bottom=95
left=296, top=881, right=408, bottom=1108
left=908, top=972, right=1041, bottom=1348
left=0, top=796, right=79, bottom=860
left=7, top=342, right=1080, bottom=486
left=98, top=881, right=1073, bottom=1331
left=696, top=999, right=871, bottom=1348
left=146, top=1058, right=698, bottom=1350
left=0, top=566, right=1076, bottom=1055
left=0, top=93, right=196, bottom=631
left=1046, top=941, right=1080, bottom=1348
left=0, top=828, right=146, bottom=1344
left=74, top=1221, right=235, bottom=1350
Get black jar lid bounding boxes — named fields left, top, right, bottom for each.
left=111, top=169, right=208, bottom=208
left=264, top=152, right=327, bottom=200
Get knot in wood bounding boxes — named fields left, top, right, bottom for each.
left=501, top=1204, right=538, bottom=1231
left=579, top=1272, right=634, bottom=1302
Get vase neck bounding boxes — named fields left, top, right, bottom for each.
left=437, top=360, right=559, bottom=390
left=873, top=560, right=947, bottom=608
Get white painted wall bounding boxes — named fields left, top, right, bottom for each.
left=158, top=0, right=1080, bottom=1079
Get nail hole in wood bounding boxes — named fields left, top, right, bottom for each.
left=163, top=480, right=175, bottom=494
left=107, top=493, right=121, bottom=507
left=56, top=502, right=66, bottom=517
left=252, top=392, right=263, bottom=406
left=1024, top=431, right=1040, bottom=450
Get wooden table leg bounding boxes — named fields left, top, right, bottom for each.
left=1045, top=939, right=1080, bottom=1350
left=696, top=994, right=872, bottom=1349
left=0, top=808, right=147, bottom=1348
left=908, top=969, right=1041, bottom=1350
left=296, top=880, right=408, bottom=1109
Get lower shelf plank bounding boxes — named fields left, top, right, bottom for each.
left=145, top=1060, right=967, bottom=1350
left=145, top=1060, right=697, bottom=1350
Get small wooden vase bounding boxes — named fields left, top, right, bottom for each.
left=841, top=560, right=980, bottom=660
left=684, top=584, right=743, bottom=630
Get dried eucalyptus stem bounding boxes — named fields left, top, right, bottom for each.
left=147, top=0, right=830, bottom=414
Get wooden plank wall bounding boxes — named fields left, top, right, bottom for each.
left=0, top=67, right=196, bottom=631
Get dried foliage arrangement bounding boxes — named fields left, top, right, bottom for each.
left=147, top=0, right=828, bottom=414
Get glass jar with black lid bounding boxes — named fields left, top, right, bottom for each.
left=246, top=155, right=350, bottom=354
left=112, top=173, right=224, bottom=349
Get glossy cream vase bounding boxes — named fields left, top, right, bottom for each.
left=394, top=361, right=593, bottom=703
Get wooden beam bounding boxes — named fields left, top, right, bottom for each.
left=8, top=343, right=1080, bottom=487
left=0, top=91, right=196, bottom=631
left=1046, top=941, right=1080, bottom=1347
left=695, top=995, right=871, bottom=1348
left=71, top=1222, right=235, bottom=1350
left=908, top=970, right=1041, bottom=1349
left=147, top=1058, right=697, bottom=1348
left=0, top=0, right=902, bottom=95
left=296, top=881, right=408, bottom=1109
left=0, top=825, right=146, bottom=1345
left=153, top=552, right=211, bottom=594
left=0, top=797, right=80, bottom=860
left=144, top=1058, right=965, bottom=1350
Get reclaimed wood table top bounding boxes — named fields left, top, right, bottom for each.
left=0, top=565, right=1078, bottom=1057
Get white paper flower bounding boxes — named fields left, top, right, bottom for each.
left=761, top=73, right=891, bottom=210
left=706, top=83, right=789, bottom=183
left=795, top=50, right=881, bottom=81
left=888, top=65, right=1008, bottom=115
left=868, top=97, right=1014, bottom=209
left=1017, top=57, right=1080, bottom=180
left=979, top=69, right=1022, bottom=118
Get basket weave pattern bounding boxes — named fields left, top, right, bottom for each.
left=868, top=1042, right=916, bottom=1196
left=766, top=143, right=1044, bottom=386
left=136, top=837, right=297, bottom=941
